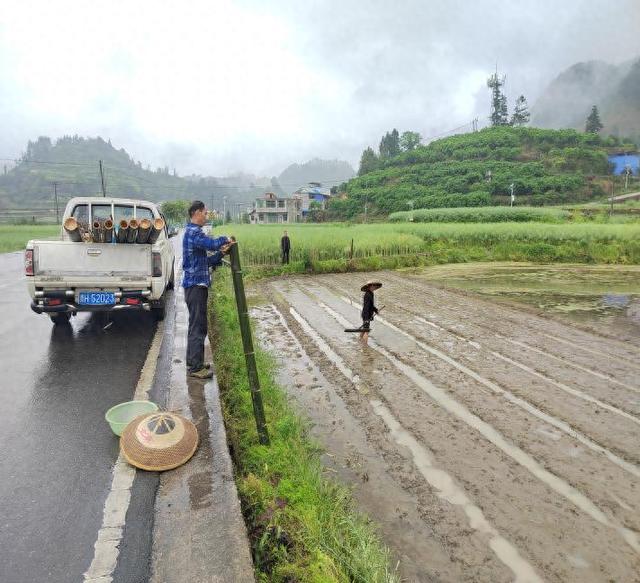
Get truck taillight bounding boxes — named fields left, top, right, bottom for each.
left=152, top=252, right=162, bottom=277
left=25, top=249, right=34, bottom=276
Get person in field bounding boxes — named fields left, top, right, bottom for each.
left=280, top=230, right=291, bottom=264
left=359, top=281, right=382, bottom=344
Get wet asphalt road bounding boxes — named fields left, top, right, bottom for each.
left=0, top=251, right=162, bottom=583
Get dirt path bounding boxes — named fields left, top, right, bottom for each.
left=250, top=271, right=640, bottom=583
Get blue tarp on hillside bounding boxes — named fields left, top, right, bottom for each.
left=608, top=154, right=639, bottom=175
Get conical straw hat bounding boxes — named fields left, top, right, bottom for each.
left=360, top=281, right=382, bottom=292
left=120, top=412, right=198, bottom=471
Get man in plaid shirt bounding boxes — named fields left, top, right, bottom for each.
left=182, top=200, right=232, bottom=379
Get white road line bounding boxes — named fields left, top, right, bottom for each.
left=287, top=305, right=543, bottom=582
left=313, top=300, right=640, bottom=554
left=83, top=319, right=165, bottom=583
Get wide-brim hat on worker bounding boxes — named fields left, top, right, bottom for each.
left=361, top=281, right=383, bottom=292
left=120, top=412, right=198, bottom=471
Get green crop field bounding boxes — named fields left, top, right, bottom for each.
left=0, top=225, right=61, bottom=253
left=221, top=222, right=640, bottom=273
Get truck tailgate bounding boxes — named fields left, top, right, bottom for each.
left=34, top=241, right=151, bottom=280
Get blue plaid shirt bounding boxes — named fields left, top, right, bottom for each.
left=181, top=223, right=229, bottom=288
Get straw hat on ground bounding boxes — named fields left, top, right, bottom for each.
left=120, top=412, right=198, bottom=471
left=361, top=281, right=383, bottom=292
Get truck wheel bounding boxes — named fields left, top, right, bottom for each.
left=152, top=294, right=166, bottom=321
left=167, top=262, right=175, bottom=290
left=50, top=313, right=71, bottom=325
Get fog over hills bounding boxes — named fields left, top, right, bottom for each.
left=532, top=57, right=640, bottom=142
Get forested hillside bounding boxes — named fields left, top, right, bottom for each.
left=0, top=136, right=263, bottom=210
left=329, top=127, right=626, bottom=219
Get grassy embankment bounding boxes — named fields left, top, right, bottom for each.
left=0, top=225, right=60, bottom=253
left=211, top=270, right=399, bottom=583
left=211, top=218, right=639, bottom=580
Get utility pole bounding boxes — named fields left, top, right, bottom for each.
left=610, top=177, right=614, bottom=217
left=223, top=196, right=227, bottom=224
left=53, top=182, right=59, bottom=224
left=363, top=194, right=368, bottom=223
left=99, top=160, right=106, bottom=197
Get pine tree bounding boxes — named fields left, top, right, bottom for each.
left=487, top=71, right=509, bottom=126
left=379, top=129, right=401, bottom=159
left=510, top=95, right=530, bottom=126
left=585, top=105, right=603, bottom=133
left=358, top=147, right=378, bottom=176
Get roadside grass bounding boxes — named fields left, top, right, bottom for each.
left=0, top=225, right=60, bottom=253
left=216, top=222, right=640, bottom=275
left=211, top=272, right=399, bottom=583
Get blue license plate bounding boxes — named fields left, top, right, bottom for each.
left=78, top=291, right=116, bottom=305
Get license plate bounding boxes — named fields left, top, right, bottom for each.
left=78, top=291, right=116, bottom=305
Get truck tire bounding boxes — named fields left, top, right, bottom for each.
left=50, top=312, right=71, bottom=325
left=152, top=293, right=166, bottom=321
left=167, top=262, right=175, bottom=290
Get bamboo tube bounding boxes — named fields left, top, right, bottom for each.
left=147, top=217, right=165, bottom=244
left=126, top=218, right=139, bottom=243
left=116, top=219, right=129, bottom=243
left=92, top=220, right=104, bottom=243
left=104, top=219, right=114, bottom=243
left=136, top=218, right=152, bottom=243
left=64, top=217, right=82, bottom=242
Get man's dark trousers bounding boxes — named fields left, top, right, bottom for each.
left=281, top=250, right=289, bottom=264
left=185, top=285, right=208, bottom=372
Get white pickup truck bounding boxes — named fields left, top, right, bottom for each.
left=25, top=197, right=176, bottom=324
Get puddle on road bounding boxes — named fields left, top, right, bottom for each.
left=405, top=263, right=640, bottom=340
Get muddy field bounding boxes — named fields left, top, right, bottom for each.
left=250, top=270, right=640, bottom=583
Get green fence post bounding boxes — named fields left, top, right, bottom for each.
left=229, top=242, right=270, bottom=445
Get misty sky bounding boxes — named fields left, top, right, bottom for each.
left=0, top=0, right=638, bottom=177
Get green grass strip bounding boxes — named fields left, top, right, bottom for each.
left=0, top=225, right=60, bottom=253
left=211, top=271, right=399, bottom=583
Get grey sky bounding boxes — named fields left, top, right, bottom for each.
left=0, top=0, right=638, bottom=176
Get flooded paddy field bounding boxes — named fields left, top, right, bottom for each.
left=249, top=265, right=640, bottom=582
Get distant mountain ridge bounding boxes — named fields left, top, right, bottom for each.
left=0, top=136, right=270, bottom=209
left=532, top=57, right=640, bottom=143
left=277, top=158, right=355, bottom=194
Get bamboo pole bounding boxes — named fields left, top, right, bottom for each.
left=116, top=219, right=129, bottom=243
left=64, top=217, right=82, bottom=242
left=126, top=218, right=139, bottom=243
left=104, top=219, right=114, bottom=243
left=229, top=241, right=270, bottom=445
left=136, top=218, right=152, bottom=243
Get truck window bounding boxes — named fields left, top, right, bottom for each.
left=72, top=204, right=90, bottom=230
left=112, top=205, right=154, bottom=223
left=92, top=205, right=113, bottom=222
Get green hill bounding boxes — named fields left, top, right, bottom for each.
left=329, top=127, right=626, bottom=219
left=0, top=135, right=262, bottom=211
